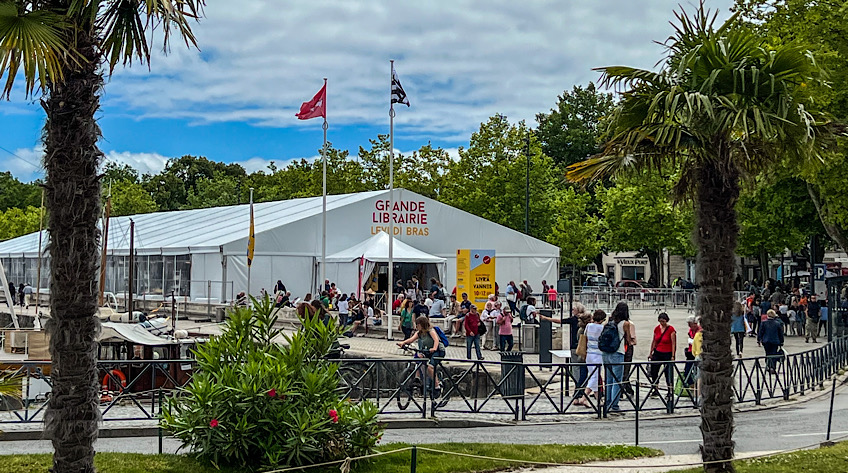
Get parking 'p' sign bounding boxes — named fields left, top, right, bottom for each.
left=815, top=264, right=827, bottom=281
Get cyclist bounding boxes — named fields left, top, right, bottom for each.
left=396, top=315, right=445, bottom=397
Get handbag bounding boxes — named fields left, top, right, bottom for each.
left=576, top=333, right=588, bottom=359
left=478, top=319, right=487, bottom=335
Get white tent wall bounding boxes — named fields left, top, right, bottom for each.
left=189, top=253, right=227, bottom=301
left=227, top=254, right=316, bottom=300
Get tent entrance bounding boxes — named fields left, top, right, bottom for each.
left=370, top=262, right=442, bottom=298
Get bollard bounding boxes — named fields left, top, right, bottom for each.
left=158, top=390, right=164, bottom=454
left=410, top=445, right=418, bottom=473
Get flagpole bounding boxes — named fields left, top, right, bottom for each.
left=321, top=77, right=328, bottom=297
left=247, top=187, right=253, bottom=301
left=35, top=189, right=44, bottom=315
left=387, top=61, right=395, bottom=341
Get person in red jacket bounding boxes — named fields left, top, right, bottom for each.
left=464, top=305, right=483, bottom=360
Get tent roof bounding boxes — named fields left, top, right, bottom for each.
left=99, top=322, right=177, bottom=346
left=0, top=190, right=385, bottom=257
left=325, top=231, right=446, bottom=264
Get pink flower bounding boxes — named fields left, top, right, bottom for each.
left=209, top=419, right=219, bottom=428
left=268, top=388, right=277, bottom=398
left=329, top=409, right=339, bottom=423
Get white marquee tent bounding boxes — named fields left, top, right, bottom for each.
left=0, top=189, right=560, bottom=302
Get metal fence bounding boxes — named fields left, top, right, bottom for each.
left=2, top=336, right=847, bottom=425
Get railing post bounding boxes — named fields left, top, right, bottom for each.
left=825, top=377, right=837, bottom=444
left=158, top=389, right=164, bottom=454
left=635, top=367, right=640, bottom=446
left=410, top=445, right=418, bottom=473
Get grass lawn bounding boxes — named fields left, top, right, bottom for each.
left=0, top=443, right=659, bottom=473
left=673, top=441, right=848, bottom=473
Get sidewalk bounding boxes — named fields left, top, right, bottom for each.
left=506, top=452, right=776, bottom=472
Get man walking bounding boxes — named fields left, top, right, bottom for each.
left=805, top=294, right=821, bottom=343
left=23, top=282, right=33, bottom=310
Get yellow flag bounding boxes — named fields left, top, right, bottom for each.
left=247, top=201, right=255, bottom=266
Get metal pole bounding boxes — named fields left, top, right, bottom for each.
left=35, top=189, right=45, bottom=312
left=321, top=77, right=328, bottom=296
left=410, top=445, right=417, bottom=473
left=158, top=389, right=164, bottom=454
left=826, top=377, right=836, bottom=442
left=524, top=132, right=530, bottom=234
left=388, top=61, right=395, bottom=341
left=635, top=368, right=640, bottom=446
left=247, top=188, right=253, bottom=300
left=99, top=184, right=112, bottom=306
left=128, top=220, right=135, bottom=315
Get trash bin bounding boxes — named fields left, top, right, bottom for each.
left=215, top=307, right=226, bottom=323
left=499, top=351, right=525, bottom=397
left=521, top=324, right=539, bottom=353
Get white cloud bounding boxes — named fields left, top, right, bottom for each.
left=103, top=150, right=170, bottom=176
left=0, top=146, right=44, bottom=182
left=100, top=0, right=734, bottom=139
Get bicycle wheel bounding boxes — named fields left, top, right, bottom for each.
left=338, top=363, right=372, bottom=401
left=396, top=374, right=422, bottom=411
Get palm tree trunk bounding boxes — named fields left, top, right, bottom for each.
left=42, top=14, right=103, bottom=473
left=695, top=159, right=738, bottom=473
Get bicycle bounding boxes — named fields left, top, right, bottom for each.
left=331, top=341, right=374, bottom=401
left=395, top=344, right=437, bottom=410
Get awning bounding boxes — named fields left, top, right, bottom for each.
left=99, top=322, right=176, bottom=346
left=325, top=231, right=446, bottom=264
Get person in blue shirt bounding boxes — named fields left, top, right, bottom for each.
left=758, top=310, right=784, bottom=373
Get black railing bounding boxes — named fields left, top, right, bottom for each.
left=2, top=336, right=847, bottom=424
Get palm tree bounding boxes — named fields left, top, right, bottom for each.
left=567, top=6, right=838, bottom=472
left=0, top=1, right=202, bottom=471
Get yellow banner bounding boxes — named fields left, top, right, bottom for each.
left=456, top=249, right=495, bottom=311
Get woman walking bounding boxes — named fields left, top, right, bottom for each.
left=730, top=301, right=747, bottom=358
left=571, top=311, right=593, bottom=406
left=399, top=299, right=415, bottom=340
left=648, top=312, right=676, bottom=396
left=584, top=310, right=607, bottom=406
left=758, top=309, right=784, bottom=374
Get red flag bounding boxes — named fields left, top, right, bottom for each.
left=296, top=84, right=326, bottom=120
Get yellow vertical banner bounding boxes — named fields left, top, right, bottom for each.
left=456, top=249, right=495, bottom=311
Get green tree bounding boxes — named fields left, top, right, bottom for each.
left=736, top=0, right=848, bottom=252
left=440, top=115, right=560, bottom=241
left=0, top=171, right=41, bottom=211
left=0, top=206, right=41, bottom=241
left=108, top=180, right=158, bottom=216
left=536, top=83, right=615, bottom=167
left=102, top=162, right=140, bottom=184
left=737, top=176, right=822, bottom=277
left=567, top=6, right=837, bottom=470
left=0, top=1, right=203, bottom=470
left=546, top=187, right=604, bottom=266
left=144, top=155, right=245, bottom=210
left=599, top=173, right=693, bottom=285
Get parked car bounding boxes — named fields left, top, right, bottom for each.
left=615, top=280, right=657, bottom=301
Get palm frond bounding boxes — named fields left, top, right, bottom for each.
left=0, top=371, right=22, bottom=399
left=0, top=1, right=70, bottom=98
left=98, top=0, right=204, bottom=72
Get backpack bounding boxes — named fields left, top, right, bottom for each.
left=598, top=321, right=622, bottom=353
left=433, top=326, right=450, bottom=348
left=519, top=304, right=530, bottom=323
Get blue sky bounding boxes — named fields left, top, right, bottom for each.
left=1, top=1, right=734, bottom=183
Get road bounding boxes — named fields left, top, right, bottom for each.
left=2, top=382, right=847, bottom=457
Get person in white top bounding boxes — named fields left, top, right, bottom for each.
left=337, top=294, right=350, bottom=326
left=481, top=301, right=501, bottom=350
left=584, top=310, right=607, bottom=405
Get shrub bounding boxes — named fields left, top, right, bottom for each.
left=161, top=295, right=383, bottom=470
